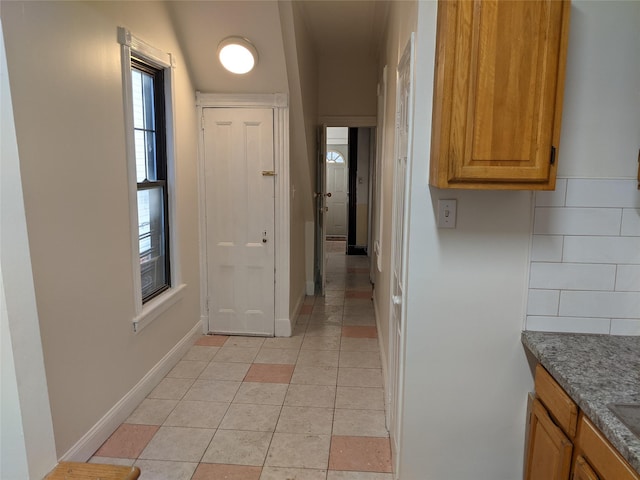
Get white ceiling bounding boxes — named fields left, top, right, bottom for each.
left=165, top=0, right=389, bottom=93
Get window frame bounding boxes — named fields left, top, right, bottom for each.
left=118, top=27, right=185, bottom=332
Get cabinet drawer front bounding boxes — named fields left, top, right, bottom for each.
left=577, top=414, right=640, bottom=480
left=572, top=456, right=599, bottom=480
left=535, top=364, right=578, bottom=438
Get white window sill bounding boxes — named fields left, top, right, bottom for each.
left=133, top=283, right=187, bottom=333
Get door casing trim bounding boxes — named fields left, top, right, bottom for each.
left=196, top=92, right=291, bottom=336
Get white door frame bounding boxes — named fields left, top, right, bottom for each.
left=196, top=92, right=291, bottom=336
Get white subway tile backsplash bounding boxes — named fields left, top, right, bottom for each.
left=563, top=236, right=640, bottom=264
left=610, top=319, right=640, bottom=336
left=527, top=290, right=560, bottom=315
left=616, top=265, right=640, bottom=292
left=559, top=291, right=640, bottom=319
left=535, top=179, right=567, bottom=207
left=531, top=235, right=564, bottom=262
left=526, top=178, right=639, bottom=336
left=621, top=209, right=640, bottom=236
left=526, top=316, right=611, bottom=334
left=530, top=263, right=615, bottom=290
left=533, top=207, right=621, bottom=236
left=566, top=179, right=640, bottom=208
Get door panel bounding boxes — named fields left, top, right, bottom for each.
left=315, top=125, right=327, bottom=295
left=203, top=107, right=275, bottom=335
left=326, top=154, right=348, bottom=236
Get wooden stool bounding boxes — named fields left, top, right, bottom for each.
left=45, top=462, right=140, bottom=480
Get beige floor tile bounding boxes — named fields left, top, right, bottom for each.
left=219, top=403, right=282, bottom=431
left=126, top=399, right=178, bottom=425
left=233, top=382, right=288, bottom=405
left=311, top=305, right=343, bottom=314
left=134, top=459, right=197, bottom=480
left=198, top=362, right=251, bottom=381
left=276, top=406, right=334, bottom=435
left=340, top=338, right=380, bottom=352
left=265, top=433, right=331, bottom=469
left=183, top=379, right=240, bottom=403
left=214, top=346, right=260, bottom=363
left=301, top=336, right=341, bottom=351
left=290, top=365, right=338, bottom=386
left=339, top=351, right=382, bottom=369
left=262, top=336, right=304, bottom=349
left=327, top=472, right=393, bottom=480
left=337, top=368, right=383, bottom=388
left=333, top=409, right=388, bottom=437
left=224, top=336, right=266, bottom=348
left=147, top=378, right=194, bottom=400
left=138, top=426, right=214, bottom=462
left=260, top=467, right=327, bottom=480
left=163, top=400, right=228, bottom=428
left=305, top=324, right=342, bottom=337
left=342, top=316, right=376, bottom=327
left=254, top=347, right=300, bottom=365
left=296, top=349, right=340, bottom=367
left=88, top=457, right=135, bottom=466
left=335, top=387, right=384, bottom=411
left=201, top=429, right=272, bottom=466
left=284, top=384, right=336, bottom=408
left=293, top=324, right=308, bottom=336
left=181, top=345, right=219, bottom=362
left=166, top=361, right=208, bottom=379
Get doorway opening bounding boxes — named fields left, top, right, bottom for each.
left=325, top=126, right=374, bottom=256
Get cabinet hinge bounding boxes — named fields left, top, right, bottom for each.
left=550, top=146, right=556, bottom=165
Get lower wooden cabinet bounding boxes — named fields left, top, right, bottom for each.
left=525, top=398, right=573, bottom=480
left=525, top=365, right=640, bottom=480
left=572, top=456, right=599, bottom=480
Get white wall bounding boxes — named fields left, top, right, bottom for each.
left=2, top=0, right=200, bottom=458
left=557, top=1, right=640, bottom=179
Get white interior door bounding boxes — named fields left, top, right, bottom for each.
left=326, top=150, right=348, bottom=236
left=203, top=107, right=275, bottom=336
left=388, top=35, right=414, bottom=478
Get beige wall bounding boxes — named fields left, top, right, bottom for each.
left=280, top=0, right=318, bottom=314
left=2, top=0, right=200, bottom=457
left=318, top=53, right=377, bottom=119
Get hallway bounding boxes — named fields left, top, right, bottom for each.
left=90, top=241, right=392, bottom=480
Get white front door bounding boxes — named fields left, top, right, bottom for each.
left=203, top=107, right=275, bottom=336
left=326, top=149, right=348, bottom=236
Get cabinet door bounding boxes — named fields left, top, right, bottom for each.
left=573, top=456, right=600, bottom=480
left=430, top=0, right=571, bottom=189
left=525, top=398, right=573, bottom=480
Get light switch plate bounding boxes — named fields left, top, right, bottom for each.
left=437, top=199, right=457, bottom=228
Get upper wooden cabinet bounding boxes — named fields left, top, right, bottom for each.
left=429, top=0, right=571, bottom=190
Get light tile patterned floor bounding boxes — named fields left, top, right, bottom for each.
left=91, top=242, right=393, bottom=479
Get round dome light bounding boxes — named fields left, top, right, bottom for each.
left=217, top=37, right=258, bottom=74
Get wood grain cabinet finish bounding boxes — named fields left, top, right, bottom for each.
left=430, top=0, right=571, bottom=190
left=572, top=456, right=600, bottom=480
left=525, top=398, right=574, bottom=480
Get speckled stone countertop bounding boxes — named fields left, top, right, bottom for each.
left=522, top=331, right=640, bottom=473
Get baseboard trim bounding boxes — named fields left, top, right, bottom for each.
left=274, top=317, right=292, bottom=337
left=60, top=321, right=202, bottom=462
left=306, top=280, right=315, bottom=296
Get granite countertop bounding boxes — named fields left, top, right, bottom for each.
left=522, top=331, right=640, bottom=473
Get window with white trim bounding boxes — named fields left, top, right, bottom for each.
left=119, top=27, right=184, bottom=330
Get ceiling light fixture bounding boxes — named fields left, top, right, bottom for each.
left=217, top=36, right=258, bottom=74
